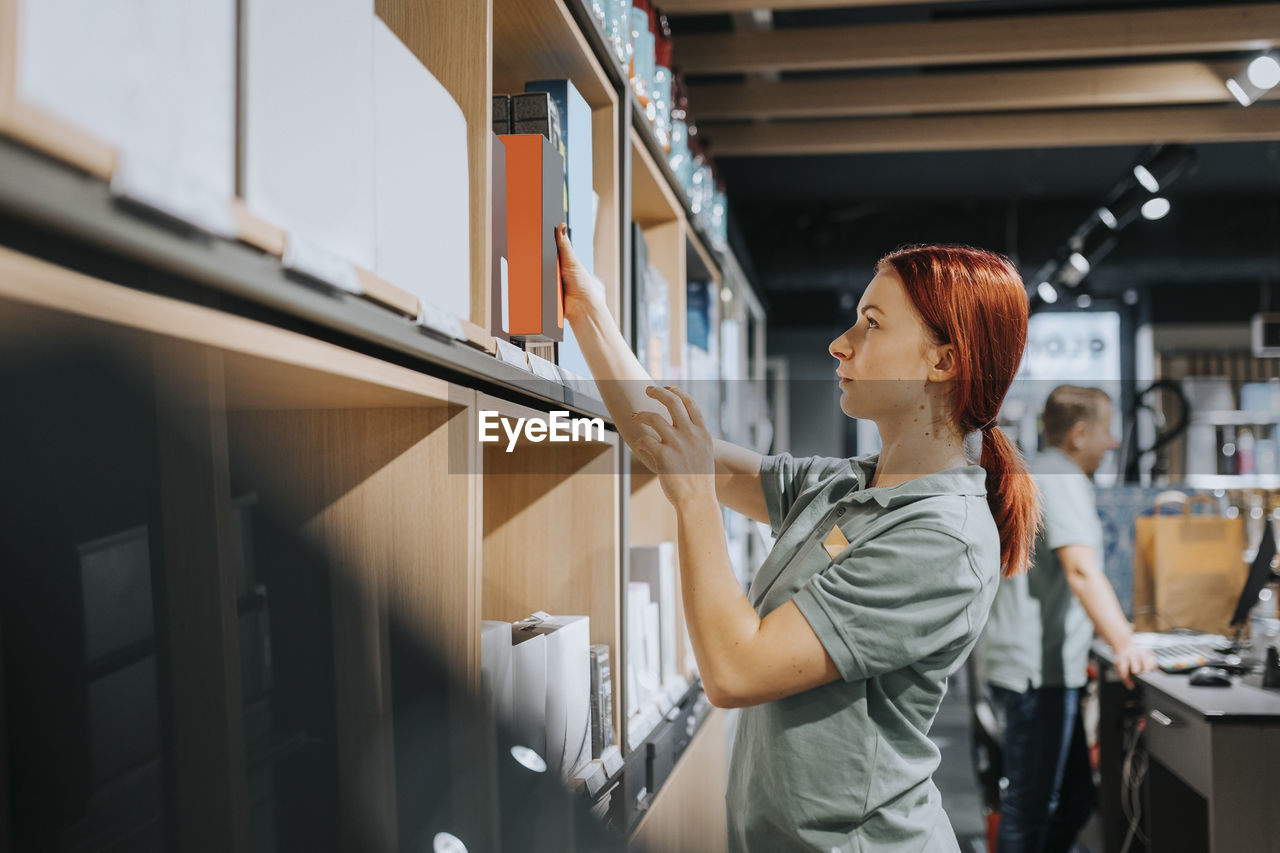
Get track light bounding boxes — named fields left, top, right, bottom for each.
left=1076, top=294, right=1092, bottom=308
left=1037, top=281, right=1059, bottom=304
left=1131, top=145, right=1196, bottom=193
left=1248, top=54, right=1280, bottom=90
left=1133, top=164, right=1159, bottom=193
left=1067, top=252, right=1090, bottom=275
left=1226, top=53, right=1280, bottom=107
left=1141, top=197, right=1171, bottom=220
left=1097, top=184, right=1151, bottom=232
left=1226, top=77, right=1254, bottom=107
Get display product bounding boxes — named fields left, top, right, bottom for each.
left=498, top=134, right=565, bottom=341
left=512, top=613, right=592, bottom=780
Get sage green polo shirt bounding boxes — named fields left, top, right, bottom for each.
left=980, top=447, right=1099, bottom=692
left=727, top=452, right=1000, bottom=852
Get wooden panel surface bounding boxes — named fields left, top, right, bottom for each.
left=228, top=401, right=478, bottom=853
left=688, top=60, right=1260, bottom=121
left=675, top=4, right=1280, bottom=75
left=0, top=246, right=456, bottom=410
left=479, top=393, right=621, bottom=740
left=704, top=103, right=1280, bottom=156
left=153, top=341, right=248, bottom=853
left=491, top=0, right=614, bottom=109
left=630, top=127, right=682, bottom=229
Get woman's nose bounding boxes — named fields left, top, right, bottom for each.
left=829, top=330, right=852, bottom=359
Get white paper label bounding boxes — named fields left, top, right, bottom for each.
left=600, top=744, right=624, bottom=777
left=527, top=352, right=564, bottom=384
left=417, top=300, right=465, bottom=341
left=496, top=338, right=531, bottom=371
left=283, top=234, right=362, bottom=295
left=110, top=156, right=236, bottom=238
left=500, top=257, right=510, bottom=334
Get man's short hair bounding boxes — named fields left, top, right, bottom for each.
left=1042, top=385, right=1111, bottom=447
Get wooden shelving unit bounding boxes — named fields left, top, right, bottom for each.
left=0, top=1, right=766, bottom=850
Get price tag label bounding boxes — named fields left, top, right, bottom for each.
left=110, top=157, right=236, bottom=238
left=496, top=338, right=531, bottom=371
left=417, top=301, right=465, bottom=341
left=282, top=234, right=362, bottom=295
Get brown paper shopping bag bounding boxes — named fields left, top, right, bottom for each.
left=1133, top=495, right=1248, bottom=636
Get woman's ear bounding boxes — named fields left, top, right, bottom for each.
left=927, top=343, right=959, bottom=383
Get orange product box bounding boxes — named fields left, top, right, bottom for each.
left=498, top=134, right=566, bottom=342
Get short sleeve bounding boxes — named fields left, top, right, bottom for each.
left=758, top=452, right=850, bottom=537
left=792, top=525, right=983, bottom=681
left=1035, top=472, right=1096, bottom=551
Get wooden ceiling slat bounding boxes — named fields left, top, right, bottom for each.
left=674, top=4, right=1280, bottom=75
left=687, top=61, right=1251, bottom=120
left=698, top=104, right=1280, bottom=155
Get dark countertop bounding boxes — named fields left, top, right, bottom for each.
left=1093, top=638, right=1280, bottom=722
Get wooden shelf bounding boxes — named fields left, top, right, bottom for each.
left=478, top=392, right=623, bottom=748
left=630, top=126, right=683, bottom=229
left=686, top=227, right=721, bottom=287
left=492, top=0, right=615, bottom=111
left=0, top=4, right=774, bottom=845
left=0, top=139, right=609, bottom=421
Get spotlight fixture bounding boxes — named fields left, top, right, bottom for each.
left=1226, top=53, right=1280, bottom=107
left=1248, top=54, right=1280, bottom=90
left=1037, top=281, right=1059, bottom=304
left=511, top=745, right=547, bottom=773
left=1097, top=184, right=1150, bottom=232
left=1132, top=145, right=1196, bottom=193
left=1227, top=77, right=1254, bottom=107
left=1141, top=197, right=1171, bottom=221
left=1077, top=294, right=1092, bottom=308
left=1067, top=252, right=1091, bottom=275
left=1133, top=164, right=1160, bottom=193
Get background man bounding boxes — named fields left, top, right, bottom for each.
left=980, top=385, right=1158, bottom=853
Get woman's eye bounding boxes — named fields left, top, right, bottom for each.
left=866, top=317, right=879, bottom=329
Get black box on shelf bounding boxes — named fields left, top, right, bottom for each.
left=492, top=94, right=512, bottom=135
left=511, top=92, right=564, bottom=152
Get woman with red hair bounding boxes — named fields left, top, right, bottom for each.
left=557, top=228, right=1037, bottom=852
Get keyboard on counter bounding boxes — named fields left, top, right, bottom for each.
left=1131, top=633, right=1246, bottom=674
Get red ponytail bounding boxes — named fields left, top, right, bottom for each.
left=878, top=245, right=1040, bottom=577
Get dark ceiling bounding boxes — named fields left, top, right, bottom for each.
left=666, top=0, right=1280, bottom=326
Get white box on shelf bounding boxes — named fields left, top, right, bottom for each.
left=17, top=0, right=237, bottom=200
left=509, top=629, right=548, bottom=759
left=644, top=600, right=662, bottom=704
left=626, top=581, right=655, bottom=718
left=630, top=543, right=678, bottom=685
left=512, top=613, right=592, bottom=781
left=241, top=0, right=375, bottom=270
left=481, top=620, right=514, bottom=731
left=373, top=17, right=470, bottom=323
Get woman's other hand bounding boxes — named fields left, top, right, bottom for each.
left=632, top=385, right=717, bottom=508
left=555, top=223, right=607, bottom=326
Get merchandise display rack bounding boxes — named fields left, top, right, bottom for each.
left=0, top=1, right=765, bottom=850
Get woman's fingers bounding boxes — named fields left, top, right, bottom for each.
left=663, top=384, right=706, bottom=429
left=632, top=410, right=676, bottom=443
left=645, top=385, right=693, bottom=430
